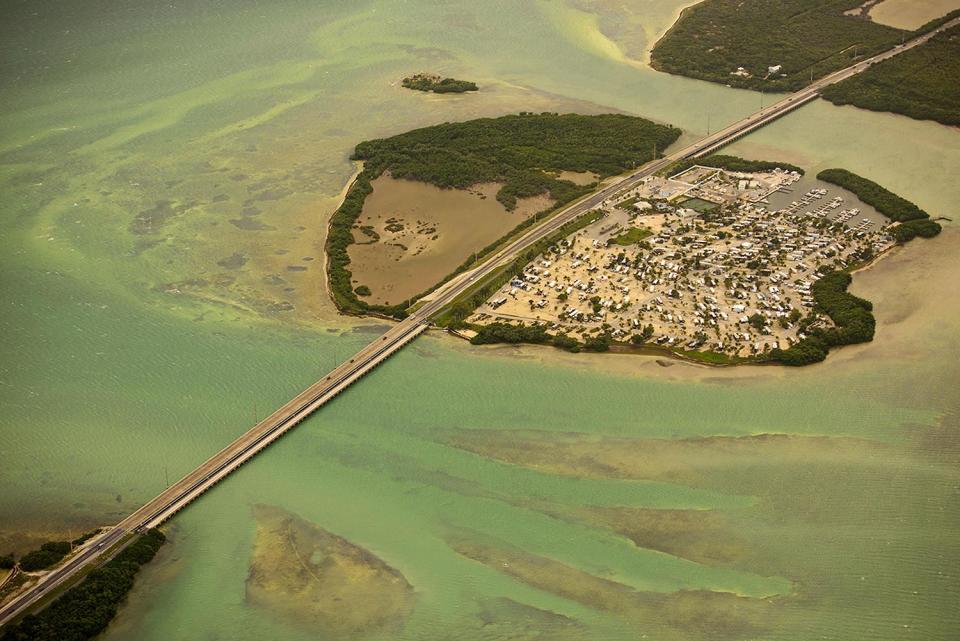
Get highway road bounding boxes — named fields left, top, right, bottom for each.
left=2, top=15, right=957, bottom=628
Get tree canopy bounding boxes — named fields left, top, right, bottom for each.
left=771, top=271, right=875, bottom=365
left=1, top=530, right=166, bottom=641
left=651, top=0, right=911, bottom=91
left=816, top=169, right=941, bottom=240
left=402, top=74, right=478, bottom=93
left=822, top=25, right=960, bottom=126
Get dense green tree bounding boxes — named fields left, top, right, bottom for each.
left=650, top=0, right=957, bottom=91
left=822, top=26, right=960, bottom=126
left=18, top=542, right=71, bottom=572
left=1, top=530, right=165, bottom=641
left=817, top=169, right=933, bottom=222
left=471, top=323, right=550, bottom=345
left=891, top=219, right=943, bottom=243
left=402, top=74, right=478, bottom=93
left=771, top=271, right=876, bottom=365
left=666, top=155, right=804, bottom=177
left=552, top=334, right=581, bottom=352
left=584, top=335, right=611, bottom=352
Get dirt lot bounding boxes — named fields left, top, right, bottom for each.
left=348, top=174, right=552, bottom=305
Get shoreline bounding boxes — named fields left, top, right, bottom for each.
left=321, top=159, right=365, bottom=315
left=647, top=0, right=707, bottom=68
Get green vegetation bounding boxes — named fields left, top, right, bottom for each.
left=822, top=25, right=960, bottom=125
left=402, top=73, right=478, bottom=94
left=891, top=218, right=943, bottom=242
left=551, top=334, right=581, bottom=353
left=631, top=324, right=655, bottom=344
left=71, top=531, right=100, bottom=547
left=328, top=113, right=680, bottom=317
left=471, top=323, right=549, bottom=345
left=667, top=154, right=805, bottom=177
left=1, top=530, right=165, bottom=641
left=18, top=542, right=71, bottom=572
left=771, top=271, right=875, bottom=366
left=583, top=334, right=611, bottom=352
left=816, top=168, right=941, bottom=241
left=609, top=227, right=652, bottom=245
left=354, top=285, right=371, bottom=297
left=0, top=554, right=14, bottom=570
left=652, top=0, right=918, bottom=91
left=469, top=324, right=585, bottom=353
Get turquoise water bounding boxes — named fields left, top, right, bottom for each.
left=1, top=1, right=958, bottom=639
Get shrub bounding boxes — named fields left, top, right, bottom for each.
left=552, top=334, right=581, bottom=352
left=1, top=530, right=166, bottom=641
left=584, top=335, right=611, bottom=352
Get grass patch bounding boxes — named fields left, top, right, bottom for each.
left=609, top=227, right=652, bottom=245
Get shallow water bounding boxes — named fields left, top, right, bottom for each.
left=1, top=1, right=958, bottom=640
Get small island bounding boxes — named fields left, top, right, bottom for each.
left=456, top=156, right=942, bottom=366
left=401, top=73, right=478, bottom=94
left=325, top=113, right=680, bottom=319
